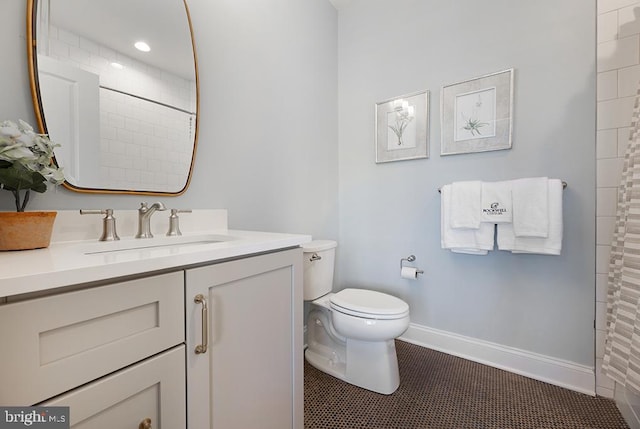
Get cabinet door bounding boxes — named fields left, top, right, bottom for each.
left=42, top=345, right=186, bottom=429
left=0, top=271, right=184, bottom=405
left=186, top=249, right=303, bottom=429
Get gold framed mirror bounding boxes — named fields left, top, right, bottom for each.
left=26, top=0, right=199, bottom=196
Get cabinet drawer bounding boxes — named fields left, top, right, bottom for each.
left=0, top=271, right=184, bottom=405
left=41, top=345, right=186, bottom=429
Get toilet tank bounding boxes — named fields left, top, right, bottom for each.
left=302, top=240, right=337, bottom=301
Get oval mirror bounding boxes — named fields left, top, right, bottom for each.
left=27, top=0, right=198, bottom=195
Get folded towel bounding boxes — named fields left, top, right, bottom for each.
left=450, top=181, right=482, bottom=229
left=441, top=184, right=494, bottom=255
left=512, top=177, right=549, bottom=237
left=481, top=181, right=512, bottom=223
left=496, top=179, right=563, bottom=255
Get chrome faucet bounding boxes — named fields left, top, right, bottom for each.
left=136, top=202, right=167, bottom=238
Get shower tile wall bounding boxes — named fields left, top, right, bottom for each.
left=99, top=89, right=193, bottom=190
left=43, top=25, right=196, bottom=191
left=596, top=0, right=640, bottom=398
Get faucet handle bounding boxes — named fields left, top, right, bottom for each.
left=80, top=209, right=120, bottom=241
left=140, top=201, right=167, bottom=211
left=167, top=209, right=192, bottom=236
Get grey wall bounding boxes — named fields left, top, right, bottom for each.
left=0, top=0, right=339, bottom=240
left=337, top=0, right=596, bottom=365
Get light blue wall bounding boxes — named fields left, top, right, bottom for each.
left=0, top=0, right=339, bottom=240
left=337, top=0, right=596, bottom=365
left=186, top=0, right=339, bottom=237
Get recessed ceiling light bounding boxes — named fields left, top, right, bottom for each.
left=110, top=62, right=124, bottom=69
left=134, top=41, right=151, bottom=52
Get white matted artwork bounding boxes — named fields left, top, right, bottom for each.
left=375, top=90, right=429, bottom=163
left=441, top=69, right=513, bottom=156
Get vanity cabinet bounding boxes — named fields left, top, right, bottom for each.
left=0, top=246, right=303, bottom=429
left=186, top=248, right=303, bottom=429
left=0, top=271, right=185, bottom=424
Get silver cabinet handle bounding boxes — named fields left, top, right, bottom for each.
left=194, top=294, right=208, bottom=354
left=139, top=417, right=152, bottom=429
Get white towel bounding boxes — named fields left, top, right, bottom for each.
left=512, top=177, right=549, bottom=237
left=481, top=181, right=512, bottom=223
left=441, top=184, right=494, bottom=255
left=450, top=181, right=482, bottom=229
left=496, top=179, right=563, bottom=255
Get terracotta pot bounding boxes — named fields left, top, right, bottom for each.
left=0, top=211, right=57, bottom=251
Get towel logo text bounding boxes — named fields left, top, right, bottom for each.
left=483, top=202, right=508, bottom=216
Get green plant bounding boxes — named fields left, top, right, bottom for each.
left=462, top=117, right=489, bottom=136
left=0, top=120, right=64, bottom=212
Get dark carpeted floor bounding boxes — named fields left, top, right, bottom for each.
left=304, top=340, right=629, bottom=429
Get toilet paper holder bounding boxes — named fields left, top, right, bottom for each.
left=400, top=255, right=423, bottom=275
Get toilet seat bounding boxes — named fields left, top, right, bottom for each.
left=330, top=288, right=409, bottom=320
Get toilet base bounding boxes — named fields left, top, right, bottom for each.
left=305, top=338, right=400, bottom=395
left=305, top=346, right=347, bottom=380
left=345, top=338, right=400, bottom=394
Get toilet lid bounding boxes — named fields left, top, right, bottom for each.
left=330, top=288, right=409, bottom=319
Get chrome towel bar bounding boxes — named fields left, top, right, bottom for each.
left=437, top=181, right=567, bottom=193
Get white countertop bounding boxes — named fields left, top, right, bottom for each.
left=0, top=229, right=311, bottom=298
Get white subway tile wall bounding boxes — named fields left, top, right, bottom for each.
left=597, top=36, right=639, bottom=72
left=45, top=25, right=196, bottom=191
left=598, top=70, right=618, bottom=101
left=99, top=90, right=193, bottom=190
left=597, top=97, right=636, bottom=129
left=596, top=0, right=640, bottom=398
left=597, top=129, right=618, bottom=158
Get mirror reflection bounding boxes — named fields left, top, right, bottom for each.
left=29, top=0, right=198, bottom=194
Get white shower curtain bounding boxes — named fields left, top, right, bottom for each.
left=603, top=85, right=640, bottom=394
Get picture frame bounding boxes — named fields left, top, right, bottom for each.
left=440, top=69, right=514, bottom=156
left=375, top=90, right=429, bottom=163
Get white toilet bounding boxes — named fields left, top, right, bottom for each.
left=303, top=240, right=410, bottom=395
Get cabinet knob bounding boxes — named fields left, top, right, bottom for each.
left=138, top=417, right=152, bottom=429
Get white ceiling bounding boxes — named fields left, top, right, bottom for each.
left=49, top=0, right=195, bottom=80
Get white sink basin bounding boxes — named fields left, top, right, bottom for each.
left=81, top=234, right=235, bottom=255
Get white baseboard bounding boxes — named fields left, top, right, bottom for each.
left=399, top=323, right=595, bottom=396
